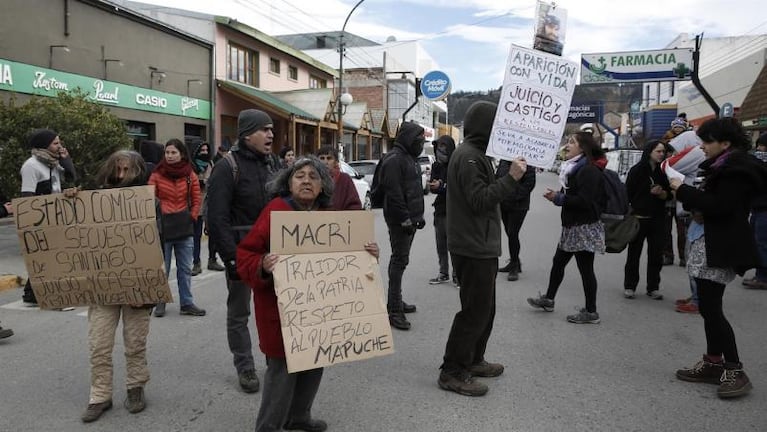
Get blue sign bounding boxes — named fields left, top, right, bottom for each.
left=420, top=70, right=451, bottom=101
left=721, top=102, right=734, bottom=118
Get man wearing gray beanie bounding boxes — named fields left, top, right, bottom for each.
left=207, top=108, right=282, bottom=393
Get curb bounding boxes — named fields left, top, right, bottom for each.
left=0, top=274, right=23, bottom=292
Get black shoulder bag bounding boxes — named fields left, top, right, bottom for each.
left=161, top=176, right=195, bottom=241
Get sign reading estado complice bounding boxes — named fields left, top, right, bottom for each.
left=270, top=211, right=393, bottom=373
left=13, top=186, right=172, bottom=309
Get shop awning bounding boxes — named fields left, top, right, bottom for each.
left=217, top=79, right=320, bottom=122
left=738, top=64, right=767, bottom=128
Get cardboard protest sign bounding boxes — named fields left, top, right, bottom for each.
left=270, top=210, right=393, bottom=373
left=13, top=186, right=172, bottom=309
left=487, top=44, right=578, bottom=169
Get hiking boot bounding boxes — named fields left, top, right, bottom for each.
left=238, top=369, right=260, bottom=393
left=675, top=296, right=692, bottom=305
left=125, top=387, right=145, bottom=414
left=507, top=271, right=519, bottom=281
left=207, top=258, right=226, bottom=271
left=429, top=273, right=450, bottom=285
left=402, top=302, right=417, bottom=314
left=675, top=357, right=724, bottom=384
left=81, top=400, right=112, bottom=423
left=388, top=312, right=411, bottom=331
left=0, top=326, right=13, bottom=339
left=153, top=303, right=166, bottom=317
left=284, top=418, right=328, bottom=432
left=468, top=360, right=504, bottom=377
left=623, top=289, right=636, bottom=299
left=191, top=262, right=202, bottom=276
left=180, top=304, right=206, bottom=316
left=498, top=262, right=513, bottom=273
left=717, top=365, right=753, bottom=399
left=566, top=308, right=600, bottom=324
left=438, top=371, right=488, bottom=396
left=647, top=290, right=664, bottom=300
left=675, top=302, right=699, bottom=313
left=527, top=294, right=554, bottom=312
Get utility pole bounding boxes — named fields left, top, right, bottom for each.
left=692, top=34, right=720, bottom=117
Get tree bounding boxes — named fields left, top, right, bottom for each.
left=0, top=90, right=132, bottom=197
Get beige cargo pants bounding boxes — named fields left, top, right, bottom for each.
left=88, top=305, right=151, bottom=404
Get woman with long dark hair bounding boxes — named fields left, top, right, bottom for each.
left=148, top=139, right=204, bottom=317
left=672, top=118, right=765, bottom=398
left=527, top=132, right=606, bottom=324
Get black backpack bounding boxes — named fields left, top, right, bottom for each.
left=600, top=168, right=639, bottom=253
left=370, top=153, right=393, bottom=209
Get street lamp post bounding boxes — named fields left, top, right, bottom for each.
left=337, top=0, right=366, bottom=159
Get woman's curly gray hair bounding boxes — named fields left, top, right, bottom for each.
left=267, top=155, right=334, bottom=208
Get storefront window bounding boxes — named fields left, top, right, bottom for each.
left=228, top=42, right=258, bottom=86
left=126, top=121, right=154, bottom=152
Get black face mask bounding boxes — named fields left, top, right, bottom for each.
left=436, top=147, right=448, bottom=164
left=197, top=153, right=211, bottom=162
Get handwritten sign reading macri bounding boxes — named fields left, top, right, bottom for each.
left=270, top=211, right=393, bottom=373
left=487, top=44, right=578, bottom=169
left=13, top=186, right=172, bottom=309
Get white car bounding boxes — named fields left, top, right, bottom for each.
left=417, top=154, right=434, bottom=195
left=347, top=159, right=378, bottom=187
left=339, top=161, right=372, bottom=210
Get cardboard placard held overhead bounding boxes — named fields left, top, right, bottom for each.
left=487, top=44, right=578, bottom=169
left=270, top=211, right=394, bottom=373
left=13, top=186, right=173, bottom=309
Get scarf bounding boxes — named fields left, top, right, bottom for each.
left=558, top=154, right=584, bottom=189
left=154, top=159, right=193, bottom=179
left=31, top=148, right=61, bottom=169
left=193, top=158, right=209, bottom=174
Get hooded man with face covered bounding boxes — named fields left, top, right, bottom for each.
left=377, top=121, right=427, bottom=331
left=438, top=101, right=527, bottom=397
left=428, top=135, right=457, bottom=285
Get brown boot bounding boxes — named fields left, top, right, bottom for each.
left=676, top=356, right=724, bottom=385
left=717, top=364, right=753, bottom=398
left=438, top=370, right=488, bottom=396
left=81, top=400, right=112, bottom=423
left=125, top=387, right=146, bottom=413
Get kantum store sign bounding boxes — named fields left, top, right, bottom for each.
left=0, top=58, right=210, bottom=120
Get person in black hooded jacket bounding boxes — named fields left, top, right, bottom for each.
left=623, top=140, right=671, bottom=300
left=428, top=135, right=456, bottom=285
left=438, top=101, right=527, bottom=397
left=495, top=162, right=536, bottom=281
left=377, top=121, right=426, bottom=331
left=671, top=117, right=766, bottom=399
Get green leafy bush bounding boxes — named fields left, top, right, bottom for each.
left=0, top=90, right=132, bottom=197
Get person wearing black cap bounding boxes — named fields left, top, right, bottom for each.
left=19, top=128, right=77, bottom=305
left=207, top=109, right=281, bottom=393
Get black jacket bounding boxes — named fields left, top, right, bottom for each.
left=206, top=144, right=281, bottom=261
left=625, top=149, right=670, bottom=218
left=379, top=122, right=426, bottom=226
left=447, top=101, right=518, bottom=258
left=559, top=160, right=604, bottom=227
left=496, top=163, right=536, bottom=212
left=430, top=135, right=456, bottom=216
left=676, top=150, right=767, bottom=274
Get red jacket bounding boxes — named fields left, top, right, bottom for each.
left=148, top=171, right=201, bottom=220
left=237, top=197, right=330, bottom=357
left=332, top=170, right=362, bottom=211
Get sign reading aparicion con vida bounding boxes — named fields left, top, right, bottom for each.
left=0, top=58, right=210, bottom=120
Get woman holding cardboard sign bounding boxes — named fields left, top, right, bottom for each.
left=148, top=139, right=205, bottom=317
left=237, top=156, right=379, bottom=432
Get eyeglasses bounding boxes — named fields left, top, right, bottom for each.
left=318, top=155, right=334, bottom=161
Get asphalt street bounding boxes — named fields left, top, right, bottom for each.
left=1, top=172, right=766, bottom=432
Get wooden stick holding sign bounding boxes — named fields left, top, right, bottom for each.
left=13, top=186, right=173, bottom=309
left=270, top=210, right=394, bottom=373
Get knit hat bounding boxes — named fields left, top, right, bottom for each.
left=238, top=109, right=272, bottom=138
left=671, top=118, right=687, bottom=129
left=29, top=128, right=58, bottom=149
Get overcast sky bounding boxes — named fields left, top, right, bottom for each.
left=135, top=0, right=767, bottom=92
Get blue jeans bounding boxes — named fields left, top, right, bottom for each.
left=163, top=236, right=194, bottom=306
left=751, top=211, right=767, bottom=281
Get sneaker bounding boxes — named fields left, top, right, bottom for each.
left=717, top=365, right=753, bottom=399
left=438, top=370, right=488, bottom=396
left=679, top=259, right=686, bottom=267
left=191, top=262, right=202, bottom=276
left=527, top=294, right=554, bottom=312
left=388, top=312, right=411, bottom=331
left=284, top=419, right=328, bottom=432
left=647, top=290, right=664, bottom=300
left=566, top=308, right=600, bottom=324
left=429, top=274, right=450, bottom=284
left=0, top=326, right=13, bottom=339
left=153, top=303, right=166, bottom=317
left=468, top=360, right=504, bottom=377
left=124, top=387, right=145, bottom=414
left=624, top=289, right=636, bottom=299
left=180, top=304, right=206, bottom=316
left=675, top=357, right=724, bottom=384
left=675, top=302, right=699, bottom=313
left=238, top=369, right=260, bottom=393
left=507, top=271, right=519, bottom=281
left=81, top=400, right=112, bottom=423
left=498, top=262, right=513, bottom=273
left=207, top=258, right=226, bottom=271
left=675, top=296, right=692, bottom=306
left=742, top=277, right=757, bottom=287
left=402, top=302, right=417, bottom=314
left=452, top=276, right=460, bottom=288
